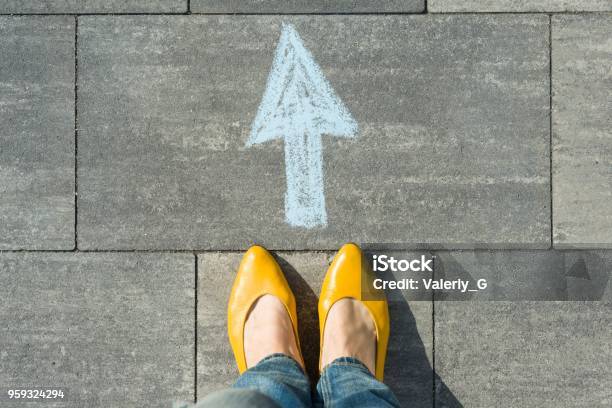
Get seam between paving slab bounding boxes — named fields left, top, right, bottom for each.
left=432, top=253, right=437, bottom=408
left=194, top=253, right=198, bottom=403
left=74, top=16, right=79, bottom=251
left=1, top=11, right=611, bottom=16
left=1, top=248, right=575, bottom=254
left=2, top=248, right=600, bottom=254
left=548, top=14, right=553, bottom=250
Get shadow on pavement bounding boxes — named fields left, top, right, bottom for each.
left=275, top=255, right=322, bottom=383
left=387, top=298, right=462, bottom=408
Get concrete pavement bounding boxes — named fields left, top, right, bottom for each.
left=0, top=3, right=610, bottom=407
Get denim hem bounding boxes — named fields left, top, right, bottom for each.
left=321, top=356, right=373, bottom=375
left=255, top=353, right=305, bottom=373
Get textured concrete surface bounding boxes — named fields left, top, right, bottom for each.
left=2, top=7, right=610, bottom=408
left=0, top=253, right=195, bottom=407
left=77, top=15, right=550, bottom=250
left=434, top=250, right=612, bottom=406
left=197, top=251, right=435, bottom=407
left=433, top=250, right=612, bottom=301
left=435, top=302, right=612, bottom=407
left=430, top=0, right=612, bottom=12
left=0, top=17, right=74, bottom=250
left=0, top=0, right=186, bottom=13
left=192, top=0, right=424, bottom=13
left=553, top=15, right=612, bottom=249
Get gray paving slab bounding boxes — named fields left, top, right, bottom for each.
left=433, top=250, right=612, bottom=301
left=552, top=15, right=612, bottom=249
left=0, top=1, right=186, bottom=13
left=197, top=251, right=435, bottom=406
left=0, top=253, right=195, bottom=408
left=0, top=17, right=74, bottom=250
left=434, top=250, right=612, bottom=407
left=191, top=0, right=424, bottom=13
left=78, top=15, right=550, bottom=250
left=435, top=302, right=612, bottom=408
left=429, top=0, right=612, bottom=12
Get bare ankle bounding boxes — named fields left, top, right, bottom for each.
left=321, top=298, right=376, bottom=374
left=244, top=295, right=303, bottom=369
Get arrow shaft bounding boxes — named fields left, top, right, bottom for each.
left=283, top=130, right=326, bottom=228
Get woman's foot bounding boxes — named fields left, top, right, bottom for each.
left=320, top=298, right=377, bottom=375
left=244, top=294, right=304, bottom=369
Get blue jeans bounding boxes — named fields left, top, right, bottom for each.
left=193, top=354, right=400, bottom=408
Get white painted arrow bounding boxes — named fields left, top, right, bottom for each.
left=247, top=23, right=358, bottom=228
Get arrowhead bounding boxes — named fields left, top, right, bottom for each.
left=247, top=23, right=358, bottom=146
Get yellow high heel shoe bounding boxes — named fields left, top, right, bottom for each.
left=227, top=245, right=303, bottom=373
left=318, top=243, right=390, bottom=381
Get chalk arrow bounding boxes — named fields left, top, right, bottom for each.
left=247, top=23, right=358, bottom=228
